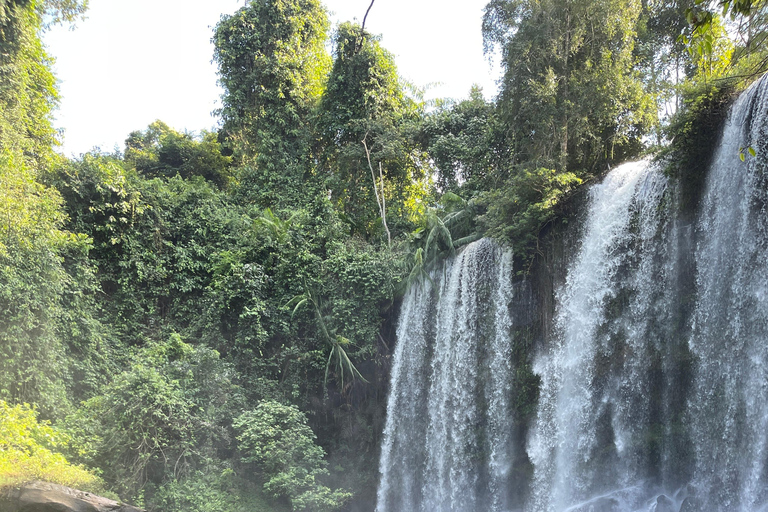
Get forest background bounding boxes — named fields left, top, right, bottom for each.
left=1, top=0, right=766, bottom=510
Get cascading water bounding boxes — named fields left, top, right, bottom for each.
left=527, top=160, right=671, bottom=512
left=376, top=238, right=516, bottom=512
left=686, top=75, right=768, bottom=511
left=376, top=74, right=768, bottom=512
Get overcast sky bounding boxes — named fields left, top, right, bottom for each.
left=43, top=0, right=500, bottom=156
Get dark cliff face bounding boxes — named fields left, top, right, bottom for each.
left=500, top=185, right=589, bottom=506
left=527, top=182, right=590, bottom=347
left=0, top=481, right=143, bottom=512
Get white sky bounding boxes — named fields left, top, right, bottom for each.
left=44, top=0, right=500, bottom=157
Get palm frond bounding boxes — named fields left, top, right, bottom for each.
left=324, top=338, right=369, bottom=389
left=453, top=232, right=482, bottom=248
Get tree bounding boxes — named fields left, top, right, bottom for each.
left=317, top=22, right=429, bottom=240
left=687, top=0, right=761, bottom=30
left=0, top=150, right=97, bottom=416
left=72, top=336, right=236, bottom=502
left=213, top=0, right=331, bottom=207
left=647, top=0, right=768, bottom=85
left=0, top=0, right=87, bottom=168
left=124, top=121, right=233, bottom=189
left=727, top=0, right=768, bottom=64
left=483, top=0, right=656, bottom=173
left=634, top=0, right=698, bottom=141
left=0, top=0, right=59, bottom=168
left=418, top=86, right=506, bottom=193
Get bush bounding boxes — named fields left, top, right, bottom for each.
left=479, top=166, right=582, bottom=263
left=0, top=401, right=103, bottom=492
left=234, top=401, right=350, bottom=511
left=151, top=464, right=288, bottom=512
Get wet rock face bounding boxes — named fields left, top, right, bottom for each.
left=567, top=496, right=621, bottom=512
left=0, top=481, right=143, bottom=512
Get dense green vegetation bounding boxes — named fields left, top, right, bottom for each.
left=1, top=0, right=767, bottom=509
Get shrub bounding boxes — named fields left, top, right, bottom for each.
left=0, top=401, right=102, bottom=492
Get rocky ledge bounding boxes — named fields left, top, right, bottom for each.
left=0, top=481, right=143, bottom=512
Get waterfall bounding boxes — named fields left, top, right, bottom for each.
left=376, top=74, right=768, bottom=512
left=527, top=160, right=670, bottom=512
left=686, top=75, right=768, bottom=511
left=376, top=238, right=516, bottom=512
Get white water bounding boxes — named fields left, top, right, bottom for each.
left=527, top=160, right=669, bottom=512
left=686, top=75, right=768, bottom=511
left=376, top=239, right=516, bottom=512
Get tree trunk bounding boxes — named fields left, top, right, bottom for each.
left=560, top=1, right=571, bottom=172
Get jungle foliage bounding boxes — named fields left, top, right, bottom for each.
left=2, top=0, right=768, bottom=510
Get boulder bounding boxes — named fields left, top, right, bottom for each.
left=0, top=481, right=142, bottom=512
left=654, top=494, right=676, bottom=512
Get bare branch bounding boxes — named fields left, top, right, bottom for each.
left=378, top=161, right=391, bottom=246
left=362, top=0, right=375, bottom=32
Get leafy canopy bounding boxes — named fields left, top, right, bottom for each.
left=484, top=0, right=656, bottom=173
left=124, top=121, right=233, bottom=189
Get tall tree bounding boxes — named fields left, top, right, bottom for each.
left=1, top=0, right=58, bottom=167
left=317, top=22, right=428, bottom=240
left=0, top=0, right=95, bottom=416
left=635, top=0, right=697, bottom=139
left=484, top=0, right=656, bottom=173
left=0, top=0, right=87, bottom=167
left=213, top=0, right=331, bottom=207
left=418, top=86, right=506, bottom=193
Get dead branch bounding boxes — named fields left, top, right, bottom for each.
left=362, top=0, right=375, bottom=32
left=362, top=135, right=391, bottom=248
